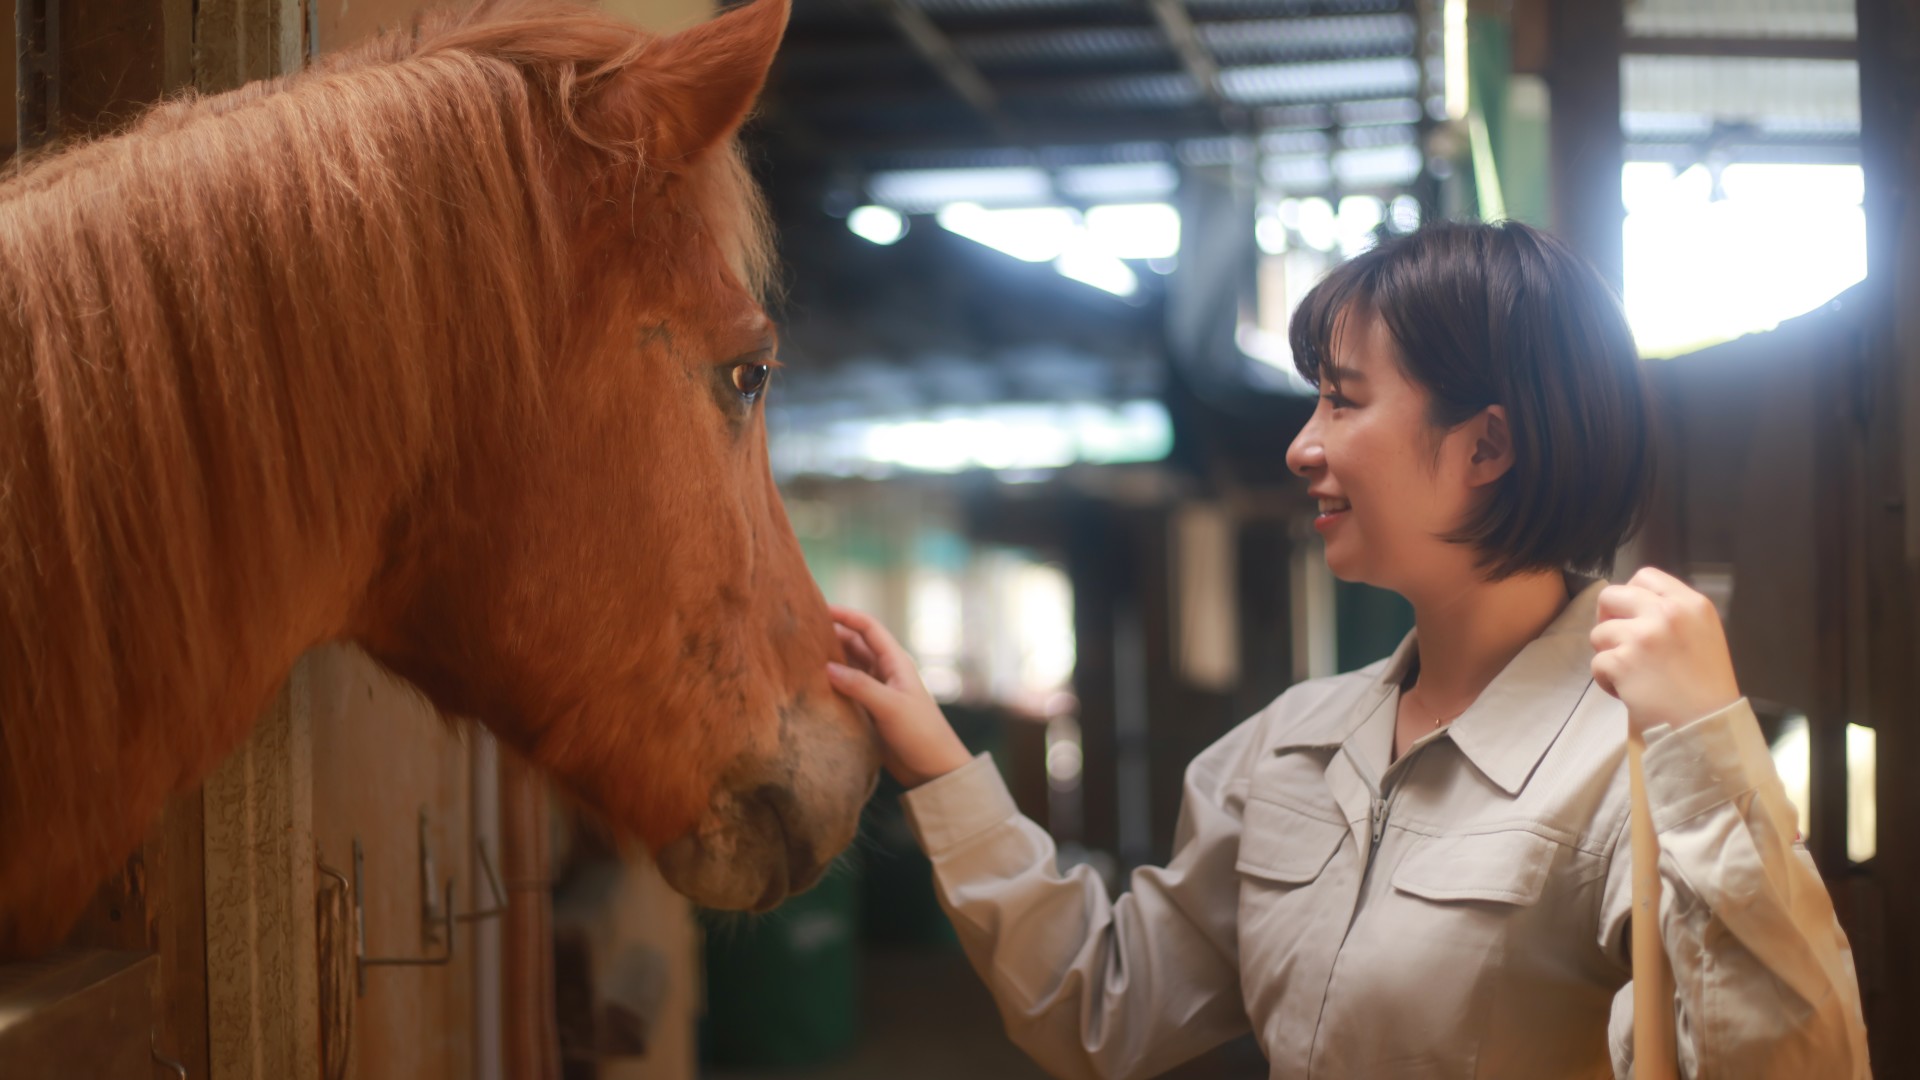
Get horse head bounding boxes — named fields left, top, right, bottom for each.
left=352, top=0, right=879, bottom=911
left=0, top=0, right=872, bottom=957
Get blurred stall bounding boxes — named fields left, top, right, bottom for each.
left=710, top=0, right=1917, bottom=1076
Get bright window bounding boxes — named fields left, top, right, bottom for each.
left=1623, top=161, right=1866, bottom=358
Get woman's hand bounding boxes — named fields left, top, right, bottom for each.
left=1590, top=566, right=1742, bottom=737
left=825, top=605, right=974, bottom=789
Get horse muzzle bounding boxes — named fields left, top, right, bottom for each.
left=655, top=696, right=879, bottom=911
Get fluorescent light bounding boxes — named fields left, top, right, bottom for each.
left=1389, top=194, right=1421, bottom=231
left=1332, top=143, right=1424, bottom=187
left=847, top=205, right=906, bottom=245
left=1296, top=196, right=1338, bottom=252
left=936, top=202, right=1173, bottom=296
left=868, top=167, right=1052, bottom=213
left=1084, top=203, right=1181, bottom=260
left=937, top=203, right=1078, bottom=262
left=1255, top=215, right=1288, bottom=255
left=1057, top=161, right=1179, bottom=202
left=1055, top=245, right=1140, bottom=297
left=1335, top=195, right=1384, bottom=258
left=770, top=401, right=1174, bottom=478
left=1444, top=0, right=1468, bottom=121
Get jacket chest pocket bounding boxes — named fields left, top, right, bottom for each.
left=1381, top=829, right=1561, bottom=972
left=1390, top=829, right=1558, bottom=906
left=1234, top=798, right=1355, bottom=1020
left=1236, top=797, right=1347, bottom=888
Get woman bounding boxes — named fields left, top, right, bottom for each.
left=826, top=221, right=1870, bottom=1079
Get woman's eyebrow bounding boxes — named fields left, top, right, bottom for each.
left=1326, top=364, right=1368, bottom=384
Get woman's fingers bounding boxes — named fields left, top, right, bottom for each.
left=827, top=604, right=875, bottom=629
left=826, top=660, right=902, bottom=713
left=832, top=619, right=900, bottom=684
left=1588, top=571, right=1741, bottom=734
left=1591, top=665, right=1617, bottom=699
left=834, top=623, right=879, bottom=675
left=1595, top=583, right=1659, bottom=622
left=1589, top=615, right=1649, bottom=653
left=1627, top=565, right=1688, bottom=598
left=828, top=605, right=910, bottom=673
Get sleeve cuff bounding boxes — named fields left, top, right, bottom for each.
left=1640, top=697, right=1773, bottom=833
left=899, top=752, right=1020, bottom=855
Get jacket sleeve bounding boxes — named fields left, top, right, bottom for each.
left=1598, top=698, right=1871, bottom=1079
left=899, top=720, right=1259, bottom=1080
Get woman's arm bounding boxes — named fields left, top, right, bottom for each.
left=1591, top=569, right=1870, bottom=1078
left=829, top=609, right=1256, bottom=1080
left=1595, top=696, right=1870, bottom=1078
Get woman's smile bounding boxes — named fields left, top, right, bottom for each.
left=1311, top=491, right=1352, bottom=531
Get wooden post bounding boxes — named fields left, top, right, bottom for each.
left=202, top=659, right=323, bottom=1080
left=1544, top=0, right=1624, bottom=292
left=1856, top=0, right=1920, bottom=1071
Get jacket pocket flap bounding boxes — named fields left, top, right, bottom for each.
left=1391, top=829, right=1557, bottom=906
left=1237, top=798, right=1347, bottom=884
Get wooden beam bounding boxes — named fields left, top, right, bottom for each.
left=872, top=0, right=1004, bottom=126
left=1624, top=35, right=1856, bottom=62
left=1144, top=0, right=1248, bottom=133
left=0, top=951, right=159, bottom=1078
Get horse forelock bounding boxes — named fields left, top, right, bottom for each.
left=0, top=0, right=775, bottom=955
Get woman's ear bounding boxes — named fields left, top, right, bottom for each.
left=1465, top=404, right=1515, bottom=487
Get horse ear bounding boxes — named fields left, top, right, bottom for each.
left=631, top=0, right=790, bottom=165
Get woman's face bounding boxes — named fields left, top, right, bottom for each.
left=1284, top=309, right=1490, bottom=595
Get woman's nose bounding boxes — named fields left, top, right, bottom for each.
left=1286, top=420, right=1324, bottom=477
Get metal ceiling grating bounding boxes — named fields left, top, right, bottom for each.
left=1198, top=14, right=1418, bottom=63
left=769, top=0, right=1428, bottom=166
left=1219, top=56, right=1421, bottom=105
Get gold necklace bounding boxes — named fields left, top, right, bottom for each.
left=1407, top=686, right=1459, bottom=729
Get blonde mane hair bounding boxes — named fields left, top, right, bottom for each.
left=0, top=0, right=775, bottom=953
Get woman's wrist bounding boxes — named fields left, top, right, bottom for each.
left=892, top=732, right=974, bottom=789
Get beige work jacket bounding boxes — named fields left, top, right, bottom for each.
left=901, top=579, right=1870, bottom=1079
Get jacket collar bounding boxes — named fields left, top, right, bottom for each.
left=1268, top=575, right=1604, bottom=796
left=1428, top=575, right=1604, bottom=794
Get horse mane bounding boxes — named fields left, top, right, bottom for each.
left=0, top=0, right=774, bottom=946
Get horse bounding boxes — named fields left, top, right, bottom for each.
left=0, top=0, right=878, bottom=958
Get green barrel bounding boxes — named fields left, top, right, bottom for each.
left=699, top=857, right=862, bottom=1069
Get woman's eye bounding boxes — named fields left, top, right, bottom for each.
left=732, top=362, right=771, bottom=398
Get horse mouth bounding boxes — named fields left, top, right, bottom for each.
left=748, top=784, right=821, bottom=912
left=656, top=779, right=833, bottom=912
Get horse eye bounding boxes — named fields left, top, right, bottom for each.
left=731, top=362, right=771, bottom=398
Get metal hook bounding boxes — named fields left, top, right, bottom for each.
left=337, top=824, right=511, bottom=996
left=353, top=838, right=455, bottom=995
left=456, top=837, right=510, bottom=924
left=151, top=1030, right=188, bottom=1078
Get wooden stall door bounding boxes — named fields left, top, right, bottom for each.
left=308, top=646, right=484, bottom=1080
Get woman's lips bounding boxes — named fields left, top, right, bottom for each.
left=1314, top=497, right=1350, bottom=532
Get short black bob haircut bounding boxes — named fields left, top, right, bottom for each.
left=1288, top=220, right=1652, bottom=581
